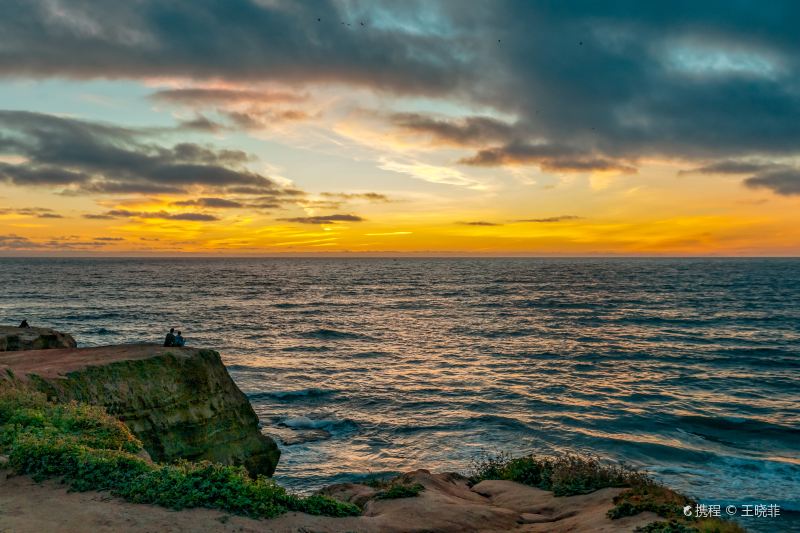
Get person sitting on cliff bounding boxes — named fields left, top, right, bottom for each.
left=164, top=327, right=176, bottom=347
left=19, top=319, right=30, bottom=328
left=174, top=331, right=186, bottom=347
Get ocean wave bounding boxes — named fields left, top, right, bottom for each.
left=281, top=345, right=333, bottom=353
left=249, top=388, right=336, bottom=401
left=450, top=327, right=537, bottom=338
left=279, top=414, right=357, bottom=433
left=350, top=350, right=391, bottom=358
left=300, top=328, right=374, bottom=340
left=273, top=302, right=303, bottom=309
left=675, top=415, right=800, bottom=442
left=266, top=425, right=332, bottom=446
left=650, top=454, right=800, bottom=511
left=394, top=414, right=532, bottom=434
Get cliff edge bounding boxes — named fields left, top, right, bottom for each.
left=0, top=326, right=77, bottom=351
left=0, top=344, right=280, bottom=477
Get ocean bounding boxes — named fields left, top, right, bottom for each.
left=1, top=258, right=798, bottom=530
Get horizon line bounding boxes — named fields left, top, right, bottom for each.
left=1, top=253, right=799, bottom=259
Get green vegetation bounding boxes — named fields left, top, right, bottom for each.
left=469, top=452, right=746, bottom=533
left=635, top=519, right=746, bottom=533
left=610, top=484, right=745, bottom=532
left=0, top=381, right=359, bottom=519
left=469, top=451, right=650, bottom=496
left=608, top=484, right=691, bottom=520
left=362, top=474, right=425, bottom=500
left=374, top=482, right=425, bottom=500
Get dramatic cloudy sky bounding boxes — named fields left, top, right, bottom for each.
left=1, top=0, right=799, bottom=255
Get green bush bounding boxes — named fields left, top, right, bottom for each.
left=375, top=483, right=424, bottom=500
left=469, top=451, right=651, bottom=496
left=608, top=484, right=690, bottom=520
left=0, top=382, right=360, bottom=519
left=636, top=520, right=700, bottom=533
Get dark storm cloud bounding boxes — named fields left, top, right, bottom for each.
left=678, top=159, right=800, bottom=195
left=744, top=169, right=800, bottom=195
left=1, top=1, right=800, bottom=182
left=279, top=214, right=364, bottom=224
left=0, top=0, right=461, bottom=94
left=462, top=1, right=800, bottom=159
left=0, top=110, right=282, bottom=194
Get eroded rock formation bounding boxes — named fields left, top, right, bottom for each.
left=0, top=326, right=77, bottom=351
left=0, top=344, right=280, bottom=477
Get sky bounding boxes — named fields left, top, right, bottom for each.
left=1, top=0, right=800, bottom=256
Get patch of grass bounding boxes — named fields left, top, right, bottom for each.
left=374, top=483, right=424, bottom=500
left=692, top=518, right=748, bottom=533
left=608, top=484, right=690, bottom=520
left=636, top=521, right=700, bottom=533
left=635, top=519, right=746, bottom=533
left=0, top=382, right=360, bottom=519
left=469, top=451, right=651, bottom=496
left=610, top=485, right=746, bottom=532
left=363, top=475, right=392, bottom=489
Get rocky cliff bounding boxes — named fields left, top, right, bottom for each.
left=0, top=344, right=280, bottom=477
left=0, top=326, right=77, bottom=351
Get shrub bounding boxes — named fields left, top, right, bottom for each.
left=636, top=521, right=700, bottom=533
left=0, top=381, right=360, bottom=519
left=609, top=484, right=745, bottom=532
left=635, top=519, right=747, bottom=533
left=608, top=484, right=689, bottom=520
left=375, top=483, right=425, bottom=500
left=469, top=451, right=651, bottom=496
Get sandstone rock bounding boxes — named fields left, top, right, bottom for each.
left=0, top=326, right=77, bottom=351
left=309, top=470, right=661, bottom=532
left=318, top=482, right=380, bottom=508
left=0, top=344, right=280, bottom=477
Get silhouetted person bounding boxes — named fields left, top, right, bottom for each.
left=164, top=327, right=176, bottom=347
left=19, top=319, right=30, bottom=328
left=174, top=331, right=185, bottom=347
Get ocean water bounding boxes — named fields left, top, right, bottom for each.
left=1, top=258, right=798, bottom=530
